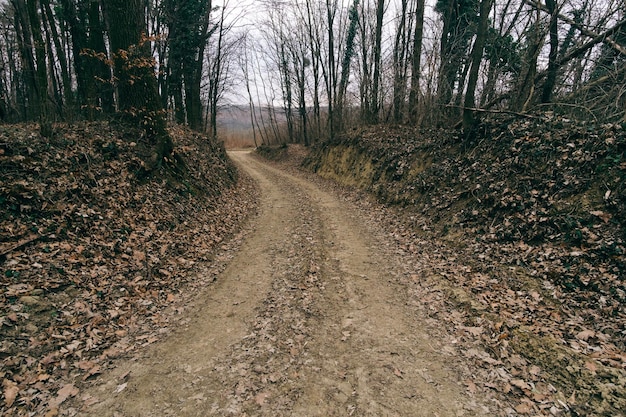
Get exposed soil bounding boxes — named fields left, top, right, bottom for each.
left=5, top=117, right=624, bottom=416
left=304, top=117, right=626, bottom=416
left=62, top=150, right=502, bottom=416
left=0, top=123, right=255, bottom=416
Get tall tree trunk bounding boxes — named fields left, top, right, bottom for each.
left=299, top=63, right=309, bottom=146
left=241, top=44, right=259, bottom=147
left=513, top=9, right=543, bottom=112
left=42, top=0, right=73, bottom=117
left=408, top=0, right=425, bottom=124
left=165, top=0, right=211, bottom=131
left=59, top=0, right=88, bottom=116
left=6, top=22, right=24, bottom=120
left=87, top=0, right=114, bottom=115
left=325, top=0, right=336, bottom=139
left=335, top=0, right=360, bottom=132
left=188, top=0, right=212, bottom=131
left=359, top=7, right=370, bottom=122
left=41, top=7, right=62, bottom=117
left=280, top=41, right=294, bottom=142
left=12, top=0, right=38, bottom=121
left=293, top=47, right=309, bottom=145
left=165, top=4, right=185, bottom=125
left=208, top=4, right=225, bottom=139
left=103, top=0, right=173, bottom=166
left=463, top=0, right=494, bottom=129
left=369, top=0, right=384, bottom=123
left=304, top=0, right=322, bottom=141
left=25, top=0, right=53, bottom=136
left=541, top=0, right=559, bottom=103
left=437, top=0, right=457, bottom=112
left=392, top=0, right=408, bottom=123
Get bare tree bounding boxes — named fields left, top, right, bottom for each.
left=368, top=0, right=385, bottom=123
left=103, top=0, right=173, bottom=165
left=462, top=0, right=494, bottom=128
left=407, top=0, right=425, bottom=124
left=540, top=0, right=559, bottom=103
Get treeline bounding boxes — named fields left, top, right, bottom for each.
left=248, top=0, right=626, bottom=145
left=0, top=0, right=624, bottom=147
left=0, top=0, right=239, bottom=140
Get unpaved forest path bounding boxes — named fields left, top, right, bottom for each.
left=76, top=151, right=490, bottom=416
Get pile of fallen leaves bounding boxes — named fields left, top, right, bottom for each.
left=305, top=114, right=626, bottom=415
left=0, top=122, right=255, bottom=415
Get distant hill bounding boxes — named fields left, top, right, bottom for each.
left=217, top=104, right=288, bottom=132
left=217, top=104, right=290, bottom=148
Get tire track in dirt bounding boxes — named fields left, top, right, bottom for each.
left=243, top=153, right=487, bottom=417
left=71, top=150, right=489, bottom=416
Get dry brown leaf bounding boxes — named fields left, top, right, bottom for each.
left=3, top=379, right=19, bottom=407
left=464, top=379, right=478, bottom=394
left=49, top=383, right=79, bottom=408
left=83, top=365, right=102, bottom=381
left=576, top=329, right=595, bottom=341
left=528, top=365, right=541, bottom=376
left=77, top=360, right=97, bottom=371
left=44, top=408, right=59, bottom=417
left=585, top=361, right=598, bottom=373
left=255, top=392, right=270, bottom=406
left=510, top=379, right=530, bottom=391
left=515, top=402, right=533, bottom=414
left=590, top=210, right=612, bottom=223
left=133, top=250, right=145, bottom=262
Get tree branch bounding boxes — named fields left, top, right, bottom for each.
left=525, top=0, right=626, bottom=57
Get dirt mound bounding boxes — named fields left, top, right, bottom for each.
left=0, top=123, right=256, bottom=415
left=305, top=115, right=626, bottom=415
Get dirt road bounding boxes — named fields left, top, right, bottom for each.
left=75, top=150, right=490, bottom=416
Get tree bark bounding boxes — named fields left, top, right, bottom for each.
left=463, top=0, right=493, bottom=129
left=369, top=0, right=384, bottom=123
left=325, top=0, right=337, bottom=139
left=512, top=9, right=543, bottom=112
left=42, top=0, right=73, bottom=117
left=87, top=0, right=114, bottom=115
left=335, top=0, right=360, bottom=133
left=305, top=0, right=322, bottom=141
left=103, top=0, right=173, bottom=166
left=541, top=0, right=558, bottom=103
left=25, top=0, right=53, bottom=136
left=59, top=0, right=88, bottom=115
left=392, top=0, right=408, bottom=123
left=407, top=0, right=426, bottom=124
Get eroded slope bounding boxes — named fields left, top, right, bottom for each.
left=0, top=123, right=256, bottom=415
left=305, top=117, right=626, bottom=416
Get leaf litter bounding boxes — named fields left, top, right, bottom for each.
left=302, top=116, right=626, bottom=416
left=2, top=114, right=625, bottom=416
left=0, top=122, right=257, bottom=416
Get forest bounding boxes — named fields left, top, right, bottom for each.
left=1, top=0, right=626, bottom=415
left=0, top=0, right=624, bottom=148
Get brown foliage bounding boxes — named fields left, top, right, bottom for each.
left=0, top=122, right=254, bottom=415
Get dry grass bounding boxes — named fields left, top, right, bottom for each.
left=220, top=129, right=257, bottom=149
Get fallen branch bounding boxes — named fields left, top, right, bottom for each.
left=535, top=102, right=599, bottom=123
left=446, top=105, right=546, bottom=128
left=0, top=234, right=43, bottom=261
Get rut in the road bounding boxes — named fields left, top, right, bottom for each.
left=73, top=151, right=490, bottom=417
